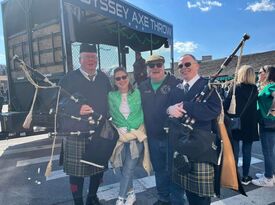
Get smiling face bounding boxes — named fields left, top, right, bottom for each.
left=178, top=55, right=199, bottom=82
left=258, top=68, right=267, bottom=83
left=114, top=70, right=129, bottom=93
left=147, top=61, right=165, bottom=82
left=79, top=52, right=97, bottom=75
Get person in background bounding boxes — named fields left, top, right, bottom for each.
left=167, top=54, right=221, bottom=205
left=108, top=67, right=151, bottom=205
left=59, top=43, right=111, bottom=205
left=257, top=66, right=268, bottom=92
left=252, top=65, right=275, bottom=187
left=224, top=65, right=259, bottom=185
left=133, top=52, right=147, bottom=86
left=139, top=54, right=184, bottom=205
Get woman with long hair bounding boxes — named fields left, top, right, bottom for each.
left=252, top=65, right=275, bottom=187
left=224, top=65, right=259, bottom=185
left=108, top=67, right=151, bottom=205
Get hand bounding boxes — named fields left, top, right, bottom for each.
left=271, top=110, right=275, bottom=116
left=80, top=104, right=93, bottom=115
left=167, top=102, right=186, bottom=118
left=268, top=109, right=275, bottom=116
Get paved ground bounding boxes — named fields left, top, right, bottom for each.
left=0, top=133, right=274, bottom=205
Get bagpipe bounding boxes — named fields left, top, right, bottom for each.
left=13, top=55, right=118, bottom=176
left=167, top=34, right=250, bottom=196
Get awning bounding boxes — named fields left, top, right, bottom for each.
left=63, top=0, right=173, bottom=51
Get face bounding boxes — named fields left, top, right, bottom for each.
left=258, top=68, right=267, bottom=83
left=79, top=52, right=97, bottom=75
left=114, top=70, right=129, bottom=92
left=178, top=55, right=199, bottom=82
left=147, top=61, right=165, bottom=82
left=136, top=53, right=141, bottom=59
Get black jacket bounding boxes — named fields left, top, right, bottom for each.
left=169, top=77, right=222, bottom=131
left=224, top=83, right=259, bottom=142
left=139, top=73, right=180, bottom=139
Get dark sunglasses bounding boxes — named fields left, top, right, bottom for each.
left=259, top=67, right=266, bottom=74
left=178, top=62, right=192, bottom=69
left=147, top=63, right=163, bottom=68
left=115, top=75, right=128, bottom=81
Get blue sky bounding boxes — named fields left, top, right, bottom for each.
left=125, top=0, right=275, bottom=61
left=0, top=0, right=275, bottom=65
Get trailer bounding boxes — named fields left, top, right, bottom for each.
left=0, top=0, right=174, bottom=139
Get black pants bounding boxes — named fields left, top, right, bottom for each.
left=186, top=190, right=211, bottom=205
left=69, top=172, right=103, bottom=205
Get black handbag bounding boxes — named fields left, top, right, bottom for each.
left=229, top=87, right=254, bottom=131
left=230, top=117, right=241, bottom=130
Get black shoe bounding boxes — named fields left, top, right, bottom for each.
left=242, top=176, right=253, bottom=185
left=86, top=195, right=101, bottom=205
left=73, top=198, right=84, bottom=205
left=153, top=200, right=171, bottom=205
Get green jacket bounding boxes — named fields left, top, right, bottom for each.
left=258, top=83, right=275, bottom=120
left=108, top=89, right=144, bottom=130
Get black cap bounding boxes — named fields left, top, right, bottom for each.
left=80, top=43, right=97, bottom=53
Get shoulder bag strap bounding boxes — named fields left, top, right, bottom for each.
left=239, top=87, right=255, bottom=117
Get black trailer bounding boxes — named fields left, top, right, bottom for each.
left=0, top=0, right=174, bottom=139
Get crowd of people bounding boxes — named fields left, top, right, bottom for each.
left=58, top=43, right=275, bottom=205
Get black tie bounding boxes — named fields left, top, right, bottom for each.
left=184, top=83, right=189, bottom=94
left=88, top=74, right=95, bottom=81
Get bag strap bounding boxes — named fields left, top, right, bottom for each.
left=239, top=87, right=255, bottom=117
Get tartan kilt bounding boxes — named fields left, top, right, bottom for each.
left=173, top=162, right=215, bottom=197
left=62, top=135, right=104, bottom=177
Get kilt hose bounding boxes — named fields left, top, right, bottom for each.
left=173, top=162, right=215, bottom=197
left=63, top=135, right=104, bottom=177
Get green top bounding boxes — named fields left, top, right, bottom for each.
left=108, top=89, right=144, bottom=130
left=150, top=78, right=165, bottom=91
left=258, top=83, right=275, bottom=120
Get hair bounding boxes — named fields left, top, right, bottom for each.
left=181, top=54, right=198, bottom=62
left=237, top=65, right=256, bottom=84
left=266, top=65, right=275, bottom=82
left=113, top=67, right=134, bottom=93
left=259, top=65, right=267, bottom=73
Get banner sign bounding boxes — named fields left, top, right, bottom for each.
left=64, top=0, right=173, bottom=40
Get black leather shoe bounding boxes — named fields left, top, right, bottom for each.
left=153, top=200, right=171, bottom=205
left=86, top=195, right=102, bottom=205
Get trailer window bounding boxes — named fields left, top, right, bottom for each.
left=3, top=0, right=27, bottom=36
left=31, top=0, right=59, bottom=28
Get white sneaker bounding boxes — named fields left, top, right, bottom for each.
left=255, top=173, right=275, bottom=184
left=116, top=197, right=125, bottom=205
left=125, top=191, right=136, bottom=205
left=252, top=176, right=274, bottom=187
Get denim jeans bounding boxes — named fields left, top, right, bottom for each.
left=118, top=141, right=144, bottom=198
left=259, top=129, right=275, bottom=178
left=232, top=139, right=253, bottom=177
left=148, top=137, right=185, bottom=205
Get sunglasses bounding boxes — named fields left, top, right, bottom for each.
left=178, top=62, right=192, bottom=69
left=115, top=75, right=128, bottom=81
left=147, top=63, right=163, bottom=68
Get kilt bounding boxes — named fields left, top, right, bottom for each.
left=63, top=135, right=104, bottom=177
left=173, top=162, right=215, bottom=197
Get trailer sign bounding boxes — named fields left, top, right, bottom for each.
left=68, top=0, right=173, bottom=39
